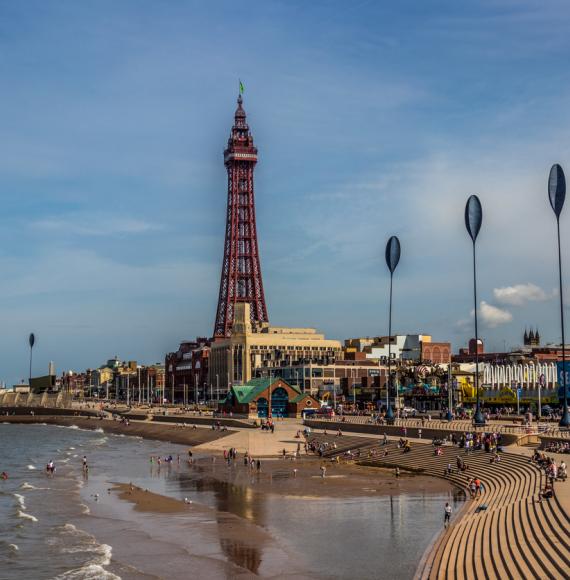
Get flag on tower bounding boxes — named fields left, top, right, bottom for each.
left=239, top=80, right=244, bottom=94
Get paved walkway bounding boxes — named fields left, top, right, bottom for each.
left=196, top=419, right=304, bottom=456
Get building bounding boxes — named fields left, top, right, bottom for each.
left=346, top=334, right=450, bottom=364
left=219, top=377, right=319, bottom=418
left=165, top=338, right=211, bottom=404
left=524, top=328, right=541, bottom=347
left=210, top=303, right=342, bottom=392
left=253, top=358, right=388, bottom=401
left=213, top=93, right=269, bottom=338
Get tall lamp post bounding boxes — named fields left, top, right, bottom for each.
left=385, top=236, right=401, bottom=422
left=548, top=164, right=570, bottom=427
left=28, top=333, right=35, bottom=389
left=465, top=195, right=485, bottom=426
left=446, top=364, right=453, bottom=422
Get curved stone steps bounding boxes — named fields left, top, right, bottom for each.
left=307, top=433, right=570, bottom=579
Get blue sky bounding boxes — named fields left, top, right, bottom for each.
left=2, top=0, right=570, bottom=385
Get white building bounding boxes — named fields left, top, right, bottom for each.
left=365, top=334, right=432, bottom=362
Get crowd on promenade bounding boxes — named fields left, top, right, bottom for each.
left=543, top=441, right=570, bottom=454
left=530, top=449, right=568, bottom=501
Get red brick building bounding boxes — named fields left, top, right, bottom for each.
left=165, top=338, right=210, bottom=404
left=420, top=342, right=451, bottom=364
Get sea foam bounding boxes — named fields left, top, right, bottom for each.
left=55, top=564, right=120, bottom=580
left=17, top=510, right=38, bottom=522
left=13, top=493, right=26, bottom=509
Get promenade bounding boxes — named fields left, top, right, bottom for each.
left=307, top=427, right=570, bottom=580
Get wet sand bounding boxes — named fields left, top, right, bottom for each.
left=184, top=454, right=453, bottom=498
left=113, top=482, right=192, bottom=513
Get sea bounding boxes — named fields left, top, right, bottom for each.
left=0, top=422, right=464, bottom=579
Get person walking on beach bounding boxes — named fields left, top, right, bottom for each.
left=444, top=503, right=452, bottom=527
left=320, top=465, right=326, bottom=478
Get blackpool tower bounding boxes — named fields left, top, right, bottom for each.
left=213, top=94, right=269, bottom=338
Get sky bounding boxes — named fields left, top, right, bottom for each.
left=2, top=0, right=570, bottom=385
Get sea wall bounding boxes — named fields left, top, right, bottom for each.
left=303, top=418, right=520, bottom=446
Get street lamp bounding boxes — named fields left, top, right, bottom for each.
left=28, top=333, right=35, bottom=389
left=465, top=195, right=485, bottom=426
left=446, top=364, right=453, bottom=421
left=385, top=236, right=401, bottom=422
left=548, top=164, right=570, bottom=427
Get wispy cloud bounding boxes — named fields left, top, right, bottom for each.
left=493, top=283, right=553, bottom=306
left=480, top=301, right=513, bottom=328
left=457, top=300, right=513, bottom=330
left=31, top=215, right=162, bottom=237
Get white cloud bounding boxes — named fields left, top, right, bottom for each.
left=480, top=301, right=513, bottom=328
left=493, top=283, right=551, bottom=306
left=31, top=215, right=162, bottom=237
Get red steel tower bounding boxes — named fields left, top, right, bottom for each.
left=213, top=94, right=269, bottom=337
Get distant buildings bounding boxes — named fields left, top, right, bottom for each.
left=345, top=334, right=451, bottom=364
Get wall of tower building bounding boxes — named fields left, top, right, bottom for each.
left=210, top=303, right=342, bottom=392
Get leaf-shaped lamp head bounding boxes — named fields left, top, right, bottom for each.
left=385, top=236, right=401, bottom=274
left=548, top=163, right=566, bottom=218
left=465, top=195, right=483, bottom=243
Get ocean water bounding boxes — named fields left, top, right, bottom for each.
left=0, top=423, right=463, bottom=579
left=0, top=423, right=120, bottom=579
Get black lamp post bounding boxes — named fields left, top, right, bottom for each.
left=548, top=164, right=570, bottom=428
left=385, top=236, right=401, bottom=422
left=28, top=333, right=35, bottom=388
left=465, top=195, right=485, bottom=426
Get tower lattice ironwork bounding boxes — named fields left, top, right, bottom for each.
left=213, top=94, right=269, bottom=338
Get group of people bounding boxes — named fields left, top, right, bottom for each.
left=149, top=454, right=179, bottom=466
left=530, top=450, right=567, bottom=483
left=467, top=477, right=485, bottom=498
left=448, top=431, right=503, bottom=454
left=544, top=441, right=570, bottom=454
left=532, top=451, right=564, bottom=502
left=397, top=438, right=411, bottom=453
left=220, top=447, right=262, bottom=472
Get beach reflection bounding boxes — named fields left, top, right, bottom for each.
left=169, top=460, right=462, bottom=580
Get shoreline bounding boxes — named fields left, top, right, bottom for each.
left=1, top=414, right=454, bottom=497
left=0, top=414, right=233, bottom=447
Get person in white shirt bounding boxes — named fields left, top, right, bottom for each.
left=444, top=502, right=452, bottom=527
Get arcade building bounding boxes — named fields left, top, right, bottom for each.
left=218, top=377, right=319, bottom=418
